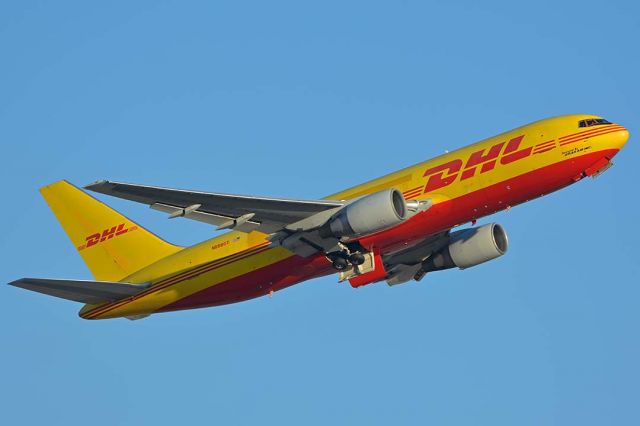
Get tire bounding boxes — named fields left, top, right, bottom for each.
left=332, top=257, right=349, bottom=271
left=349, top=253, right=366, bottom=266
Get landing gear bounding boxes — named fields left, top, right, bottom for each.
left=332, top=257, right=349, bottom=271
left=349, top=252, right=366, bottom=266
left=329, top=250, right=367, bottom=270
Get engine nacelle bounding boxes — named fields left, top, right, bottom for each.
left=422, top=223, right=508, bottom=272
left=319, top=189, right=407, bottom=239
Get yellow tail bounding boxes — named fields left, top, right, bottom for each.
left=40, top=180, right=182, bottom=282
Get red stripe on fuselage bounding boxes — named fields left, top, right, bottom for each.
left=404, top=190, right=424, bottom=199
left=158, top=253, right=334, bottom=313
left=82, top=242, right=272, bottom=318
left=559, top=125, right=624, bottom=140
left=403, top=186, right=423, bottom=197
left=533, top=147, right=555, bottom=154
left=559, top=126, right=625, bottom=145
left=559, top=128, right=623, bottom=147
left=533, top=140, right=556, bottom=150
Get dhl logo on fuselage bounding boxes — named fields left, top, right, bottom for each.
left=421, top=135, right=555, bottom=193
left=77, top=223, right=138, bottom=251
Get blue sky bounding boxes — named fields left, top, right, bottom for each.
left=1, top=1, right=639, bottom=424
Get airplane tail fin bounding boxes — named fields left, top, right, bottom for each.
left=40, top=180, right=182, bottom=282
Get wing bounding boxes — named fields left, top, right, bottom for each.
left=85, top=180, right=344, bottom=234
left=9, top=278, right=150, bottom=304
left=382, top=231, right=450, bottom=285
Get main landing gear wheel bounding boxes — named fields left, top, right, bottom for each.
left=332, top=257, right=349, bottom=271
left=349, top=253, right=366, bottom=266
left=329, top=250, right=366, bottom=271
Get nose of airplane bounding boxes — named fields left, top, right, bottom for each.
left=613, top=125, right=630, bottom=150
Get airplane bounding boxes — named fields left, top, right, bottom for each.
left=9, top=114, right=629, bottom=320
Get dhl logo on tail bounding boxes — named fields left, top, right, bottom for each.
left=77, top=223, right=138, bottom=251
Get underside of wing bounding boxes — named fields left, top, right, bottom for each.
left=86, top=180, right=344, bottom=234
left=9, top=278, right=150, bottom=304
left=382, top=231, right=450, bottom=285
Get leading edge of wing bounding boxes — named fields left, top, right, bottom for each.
left=85, top=180, right=345, bottom=208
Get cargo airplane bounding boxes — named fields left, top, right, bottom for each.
left=9, top=114, right=629, bottom=320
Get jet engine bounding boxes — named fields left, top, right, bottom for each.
left=422, top=223, right=508, bottom=272
left=319, top=189, right=407, bottom=239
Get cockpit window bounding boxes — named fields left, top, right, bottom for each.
left=579, top=118, right=612, bottom=128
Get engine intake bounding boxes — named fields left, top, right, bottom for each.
left=422, top=223, right=508, bottom=272
left=320, top=189, right=407, bottom=239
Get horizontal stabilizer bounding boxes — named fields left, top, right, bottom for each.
left=9, top=278, right=150, bottom=304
